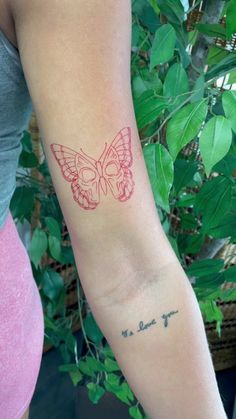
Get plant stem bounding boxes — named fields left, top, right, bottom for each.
left=143, top=91, right=208, bottom=142
left=76, top=277, right=96, bottom=359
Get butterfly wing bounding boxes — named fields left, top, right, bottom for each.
left=50, top=143, right=100, bottom=210
left=101, top=127, right=135, bottom=201
left=110, top=126, right=133, bottom=168
left=71, top=173, right=100, bottom=210
left=50, top=144, right=78, bottom=182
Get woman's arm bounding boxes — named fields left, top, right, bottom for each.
left=10, top=1, right=226, bottom=417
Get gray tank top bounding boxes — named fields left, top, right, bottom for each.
left=0, top=29, right=33, bottom=230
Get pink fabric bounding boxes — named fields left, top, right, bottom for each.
left=0, top=211, right=44, bottom=419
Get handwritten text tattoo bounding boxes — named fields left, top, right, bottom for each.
left=121, top=310, right=179, bottom=338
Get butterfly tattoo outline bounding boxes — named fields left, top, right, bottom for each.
left=50, top=126, right=135, bottom=210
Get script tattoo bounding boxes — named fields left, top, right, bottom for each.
left=50, top=127, right=135, bottom=210
left=161, top=310, right=179, bottom=327
left=121, top=310, right=179, bottom=338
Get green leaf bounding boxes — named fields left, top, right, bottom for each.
left=10, top=186, right=35, bottom=221
left=199, top=116, right=232, bottom=176
left=58, top=364, right=83, bottom=386
left=148, top=0, right=160, bottom=15
left=167, top=100, right=208, bottom=160
left=207, top=46, right=229, bottom=67
left=134, top=90, right=168, bottom=129
left=106, top=373, right=120, bottom=387
left=41, top=269, right=64, bottom=301
left=83, top=312, right=103, bottom=345
left=140, top=68, right=163, bottom=93
left=179, top=233, right=205, bottom=255
left=206, top=53, right=236, bottom=81
left=163, top=63, right=189, bottom=111
left=104, top=358, right=120, bottom=372
left=226, top=0, right=236, bottom=39
left=199, top=297, right=223, bottom=336
left=143, top=143, right=174, bottom=212
left=132, top=70, right=162, bottom=99
left=104, top=381, right=129, bottom=405
left=104, top=373, right=133, bottom=404
left=132, top=76, right=147, bottom=99
left=129, top=406, right=143, bottom=419
left=138, top=3, right=161, bottom=33
left=44, top=316, right=58, bottom=331
left=228, top=68, right=236, bottom=84
left=86, top=356, right=106, bottom=372
left=209, top=208, right=236, bottom=239
left=199, top=300, right=224, bottom=324
left=29, top=228, right=48, bottom=268
left=196, top=23, right=226, bottom=39
left=222, top=90, right=236, bottom=133
left=60, top=245, right=75, bottom=264
left=69, top=370, right=83, bottom=386
left=186, top=259, right=224, bottom=278
left=191, top=74, right=205, bottom=103
left=175, top=193, right=195, bottom=207
left=113, top=387, right=131, bottom=406
left=181, top=212, right=198, bottom=230
left=150, top=24, right=176, bottom=69
left=132, top=0, right=148, bottom=16
left=156, top=0, right=185, bottom=24
left=105, top=379, right=135, bottom=405
left=58, top=363, right=80, bottom=373
left=48, top=235, right=62, bottom=261
left=213, top=153, right=236, bottom=178
left=121, top=382, right=135, bottom=402
left=86, top=383, right=105, bottom=404
left=223, top=266, right=236, bottom=282
left=102, top=344, right=115, bottom=359
left=132, top=23, right=141, bottom=48
left=19, top=150, right=38, bottom=168
left=174, top=159, right=198, bottom=193
left=79, top=360, right=96, bottom=378
left=218, top=288, right=236, bottom=302
left=105, top=379, right=121, bottom=392
left=195, top=272, right=225, bottom=289
left=63, top=329, right=77, bottom=353
left=45, top=216, right=61, bottom=240
left=21, top=130, right=33, bottom=152
left=195, top=176, right=232, bottom=232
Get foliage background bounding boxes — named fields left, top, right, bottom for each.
left=10, top=1, right=236, bottom=417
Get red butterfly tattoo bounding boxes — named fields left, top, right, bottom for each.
left=50, top=126, right=135, bottom=210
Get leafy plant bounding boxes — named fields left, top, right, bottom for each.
left=10, top=1, right=236, bottom=418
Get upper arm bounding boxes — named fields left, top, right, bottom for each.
left=9, top=0, right=174, bottom=272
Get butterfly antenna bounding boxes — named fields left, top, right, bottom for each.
left=99, top=143, right=108, bottom=163
left=79, top=148, right=97, bottom=165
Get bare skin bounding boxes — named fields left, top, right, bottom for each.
left=1, top=0, right=227, bottom=418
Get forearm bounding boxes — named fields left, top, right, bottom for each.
left=11, top=1, right=226, bottom=416
left=72, top=234, right=226, bottom=419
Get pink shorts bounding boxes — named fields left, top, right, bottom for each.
left=0, top=211, right=44, bottom=419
